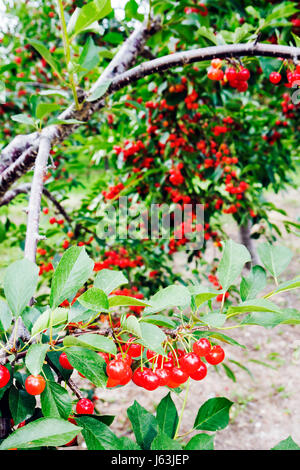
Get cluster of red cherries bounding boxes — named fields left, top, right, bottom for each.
left=207, top=59, right=251, bottom=92
left=58, top=337, right=225, bottom=394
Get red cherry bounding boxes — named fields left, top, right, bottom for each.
left=132, top=368, right=144, bottom=387
left=76, top=398, right=94, bottom=414
left=59, top=352, right=73, bottom=370
left=237, top=67, right=250, bottom=81
left=236, top=81, right=248, bottom=92
left=179, top=352, right=201, bottom=375
left=146, top=350, right=164, bottom=367
left=125, top=340, right=143, bottom=358
left=205, top=345, right=225, bottom=365
left=0, top=365, right=10, bottom=388
left=169, top=367, right=189, bottom=385
left=269, top=71, right=281, bottom=84
left=118, top=367, right=133, bottom=385
left=193, top=338, right=211, bottom=357
left=106, top=359, right=130, bottom=381
left=106, top=377, right=120, bottom=388
left=189, top=362, right=207, bottom=381
left=25, top=375, right=46, bottom=395
left=140, top=369, right=160, bottom=391
left=155, top=368, right=170, bottom=386
left=115, top=352, right=132, bottom=367
left=225, top=67, right=237, bottom=81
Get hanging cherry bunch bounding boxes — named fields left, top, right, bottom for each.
left=57, top=336, right=225, bottom=394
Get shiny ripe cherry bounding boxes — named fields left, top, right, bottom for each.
left=106, top=377, right=120, bottom=388
left=225, top=67, right=237, bottom=81
left=132, top=368, right=144, bottom=387
left=126, top=341, right=143, bottom=358
left=193, top=338, right=211, bottom=357
left=118, top=367, right=133, bottom=386
left=140, top=369, right=160, bottom=391
left=0, top=365, right=10, bottom=388
left=179, top=352, right=201, bottom=375
left=189, top=362, right=207, bottom=381
left=59, top=352, right=73, bottom=370
left=106, top=359, right=130, bottom=381
left=169, top=367, right=189, bottom=385
left=25, top=375, right=46, bottom=396
left=205, top=345, right=225, bottom=365
left=155, top=368, right=170, bottom=386
left=269, top=71, right=281, bottom=84
left=76, top=398, right=94, bottom=414
left=237, top=67, right=250, bottom=81
left=115, top=352, right=132, bottom=367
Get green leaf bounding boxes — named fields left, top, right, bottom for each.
left=0, top=300, right=12, bottom=332
left=257, top=243, right=293, bottom=281
left=125, top=0, right=144, bottom=21
left=261, top=3, right=298, bottom=29
left=21, top=307, right=41, bottom=333
left=143, top=285, right=191, bottom=315
left=127, top=401, right=158, bottom=450
left=140, top=315, right=176, bottom=329
left=87, top=79, right=112, bottom=102
left=200, top=313, right=226, bottom=328
left=108, top=295, right=151, bottom=308
left=193, top=331, right=246, bottom=349
left=75, top=416, right=120, bottom=450
left=189, top=286, right=219, bottom=307
left=78, top=37, right=101, bottom=78
left=4, top=259, right=39, bottom=317
left=36, top=103, right=61, bottom=120
left=41, top=381, right=72, bottom=420
left=240, top=265, right=267, bottom=301
left=65, top=347, right=107, bottom=387
left=156, top=393, right=178, bottom=438
left=0, top=418, right=81, bottom=449
left=185, top=433, right=215, bottom=450
left=25, top=344, right=49, bottom=376
left=151, top=429, right=182, bottom=450
left=77, top=287, right=109, bottom=312
left=9, top=387, right=36, bottom=426
left=31, top=308, right=68, bottom=336
left=194, top=397, right=233, bottom=431
left=139, top=322, right=167, bottom=356
left=11, top=114, right=36, bottom=127
left=63, top=333, right=117, bottom=355
left=222, top=363, right=236, bottom=382
left=27, top=39, right=63, bottom=81
left=217, top=240, right=251, bottom=291
left=227, top=299, right=283, bottom=316
left=50, top=246, right=94, bottom=309
left=264, top=277, right=300, bottom=299
left=121, top=314, right=142, bottom=338
left=271, top=436, right=300, bottom=450
left=69, top=0, right=112, bottom=38
left=94, top=269, right=128, bottom=294
left=241, top=309, right=300, bottom=328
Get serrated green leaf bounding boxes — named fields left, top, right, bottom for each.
left=25, top=343, right=49, bottom=376
left=0, top=418, right=81, bottom=450
left=4, top=259, right=39, bottom=317
left=50, top=246, right=94, bottom=309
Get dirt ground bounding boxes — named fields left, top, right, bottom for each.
left=77, top=186, right=300, bottom=451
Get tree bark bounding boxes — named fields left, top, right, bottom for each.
left=239, top=219, right=260, bottom=267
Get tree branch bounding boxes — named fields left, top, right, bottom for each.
left=24, top=132, right=54, bottom=264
